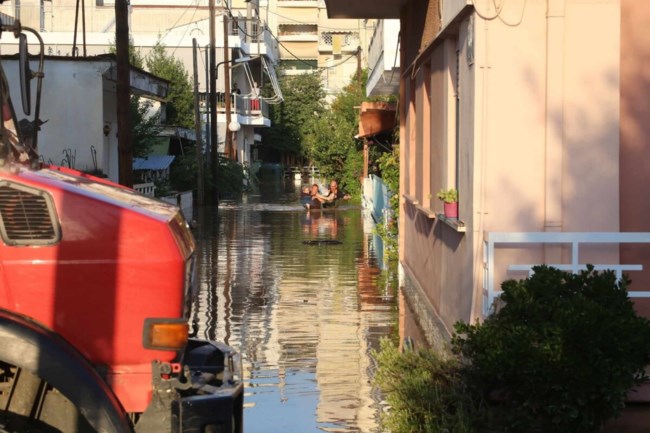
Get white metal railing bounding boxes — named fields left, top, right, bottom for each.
left=133, top=182, right=155, bottom=197
left=483, top=232, right=650, bottom=316
left=214, top=94, right=269, bottom=118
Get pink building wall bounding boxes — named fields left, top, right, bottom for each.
left=399, top=0, right=623, bottom=334
left=620, top=0, right=650, bottom=318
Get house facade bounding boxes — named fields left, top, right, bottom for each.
left=324, top=0, right=650, bottom=359
left=3, top=55, right=168, bottom=182
left=269, top=1, right=366, bottom=100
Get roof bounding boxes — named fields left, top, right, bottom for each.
left=133, top=155, right=175, bottom=171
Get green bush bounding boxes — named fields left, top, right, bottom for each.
left=214, top=155, right=246, bottom=198
left=373, top=338, right=484, bottom=433
left=453, top=265, right=650, bottom=433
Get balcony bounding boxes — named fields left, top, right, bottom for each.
left=277, top=23, right=319, bottom=43
left=318, top=31, right=359, bottom=54
left=366, top=19, right=400, bottom=97
left=228, top=17, right=278, bottom=63
left=211, top=93, right=270, bottom=127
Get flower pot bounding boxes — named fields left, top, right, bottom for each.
left=443, top=201, right=458, bottom=219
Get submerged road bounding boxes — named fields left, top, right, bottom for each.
left=191, top=179, right=397, bottom=433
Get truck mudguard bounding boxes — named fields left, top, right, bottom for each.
left=0, top=309, right=133, bottom=433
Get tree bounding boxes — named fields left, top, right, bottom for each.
left=305, top=70, right=370, bottom=196
left=130, top=98, right=161, bottom=158
left=108, top=38, right=144, bottom=69
left=146, top=40, right=194, bottom=129
left=263, top=72, right=326, bottom=158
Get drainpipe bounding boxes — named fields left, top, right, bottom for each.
left=544, top=1, right=565, bottom=224
left=544, top=0, right=565, bottom=258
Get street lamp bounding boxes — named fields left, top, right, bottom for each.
left=215, top=56, right=252, bottom=80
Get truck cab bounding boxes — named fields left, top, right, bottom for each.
left=0, top=21, right=242, bottom=433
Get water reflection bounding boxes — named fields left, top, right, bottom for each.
left=192, top=179, right=396, bottom=433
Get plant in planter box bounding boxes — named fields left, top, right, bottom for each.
left=436, top=188, right=458, bottom=218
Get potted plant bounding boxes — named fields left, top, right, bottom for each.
left=436, top=188, right=458, bottom=218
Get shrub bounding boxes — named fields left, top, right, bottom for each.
left=373, top=338, right=484, bottom=433
left=453, top=265, right=650, bottom=433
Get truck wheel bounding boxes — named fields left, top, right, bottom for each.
left=0, top=361, right=96, bottom=433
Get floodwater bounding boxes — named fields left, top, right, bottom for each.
left=190, top=177, right=397, bottom=433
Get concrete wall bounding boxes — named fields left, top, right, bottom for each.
left=5, top=59, right=110, bottom=176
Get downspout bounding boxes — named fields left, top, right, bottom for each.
left=543, top=0, right=565, bottom=258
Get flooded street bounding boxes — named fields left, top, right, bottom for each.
left=191, top=178, right=397, bottom=433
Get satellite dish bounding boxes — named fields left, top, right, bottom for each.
left=229, top=121, right=241, bottom=132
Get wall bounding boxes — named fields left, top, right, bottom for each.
left=620, top=0, right=650, bottom=315
left=4, top=59, right=107, bottom=175
left=400, top=0, right=622, bottom=334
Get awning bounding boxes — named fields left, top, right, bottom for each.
left=133, top=155, right=175, bottom=171
left=357, top=101, right=397, bottom=138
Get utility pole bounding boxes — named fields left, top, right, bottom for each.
left=115, top=0, right=133, bottom=187
left=205, top=47, right=211, bottom=168
left=223, top=13, right=233, bottom=159
left=209, top=0, right=218, bottom=202
left=357, top=46, right=362, bottom=89
left=192, top=38, right=205, bottom=206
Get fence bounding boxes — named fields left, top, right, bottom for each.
left=484, top=232, right=650, bottom=316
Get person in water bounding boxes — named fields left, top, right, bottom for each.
left=302, top=184, right=326, bottom=211
left=321, top=180, right=350, bottom=208
left=300, top=185, right=312, bottom=208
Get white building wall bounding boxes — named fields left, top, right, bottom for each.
left=5, top=60, right=109, bottom=177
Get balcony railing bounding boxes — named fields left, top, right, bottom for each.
left=229, top=17, right=264, bottom=40
left=484, top=232, right=650, bottom=316
left=134, top=182, right=156, bottom=197
left=213, top=93, right=269, bottom=119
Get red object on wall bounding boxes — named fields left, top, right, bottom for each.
left=444, top=201, right=458, bottom=219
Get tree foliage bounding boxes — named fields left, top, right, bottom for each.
left=146, top=40, right=194, bottom=129
left=263, top=72, right=325, bottom=156
left=108, top=38, right=144, bottom=69
left=130, top=97, right=161, bottom=158
left=305, top=71, right=368, bottom=196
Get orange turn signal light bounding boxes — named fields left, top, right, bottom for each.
left=142, top=318, right=189, bottom=351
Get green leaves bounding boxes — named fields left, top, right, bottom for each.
left=263, top=72, right=325, bottom=156
left=452, top=266, right=650, bottom=433
left=146, top=40, right=194, bottom=129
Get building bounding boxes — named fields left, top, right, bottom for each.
left=324, top=0, right=650, bottom=369
left=0, top=0, right=278, bottom=167
left=365, top=18, right=399, bottom=98
left=3, top=55, right=168, bottom=182
left=269, top=0, right=366, bottom=100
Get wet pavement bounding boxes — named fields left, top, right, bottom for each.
left=190, top=178, right=397, bottom=433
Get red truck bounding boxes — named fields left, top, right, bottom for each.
left=0, top=22, right=243, bottom=433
